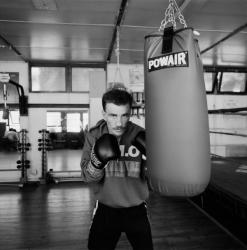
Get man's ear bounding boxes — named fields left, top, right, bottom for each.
left=102, top=109, right=106, bottom=120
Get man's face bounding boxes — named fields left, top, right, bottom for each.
left=103, top=103, right=131, bottom=137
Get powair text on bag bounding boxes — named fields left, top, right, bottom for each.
left=148, top=51, right=189, bottom=72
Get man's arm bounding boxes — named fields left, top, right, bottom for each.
left=80, top=133, right=105, bottom=182
left=81, top=132, right=120, bottom=182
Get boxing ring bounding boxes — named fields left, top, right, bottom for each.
left=191, top=131, right=247, bottom=246
left=211, top=155, right=247, bottom=203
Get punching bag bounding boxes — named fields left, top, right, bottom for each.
left=144, top=27, right=211, bottom=197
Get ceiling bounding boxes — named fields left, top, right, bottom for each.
left=0, top=0, right=246, bottom=67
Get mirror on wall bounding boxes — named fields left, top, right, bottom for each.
left=0, top=109, right=20, bottom=175
left=46, top=110, right=88, bottom=173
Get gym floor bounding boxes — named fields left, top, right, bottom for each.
left=0, top=182, right=246, bottom=250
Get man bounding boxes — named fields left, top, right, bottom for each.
left=81, top=86, right=153, bottom=250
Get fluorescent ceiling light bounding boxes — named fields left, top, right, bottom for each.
left=32, top=0, right=57, bottom=11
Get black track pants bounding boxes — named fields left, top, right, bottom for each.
left=88, top=202, right=153, bottom=250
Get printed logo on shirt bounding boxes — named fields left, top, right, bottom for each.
left=119, top=145, right=140, bottom=158
left=148, top=51, right=189, bottom=72
left=105, top=145, right=142, bottom=178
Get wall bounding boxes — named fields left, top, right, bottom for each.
left=0, top=61, right=103, bottom=182
left=89, top=71, right=106, bottom=127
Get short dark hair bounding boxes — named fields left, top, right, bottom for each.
left=102, top=88, right=133, bottom=111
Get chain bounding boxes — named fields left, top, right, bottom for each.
left=113, top=26, right=124, bottom=84
left=173, top=0, right=187, bottom=28
left=116, top=26, right=120, bottom=68
left=159, top=0, right=187, bottom=31
left=3, top=83, right=8, bottom=108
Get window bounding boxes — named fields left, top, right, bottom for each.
left=220, top=72, right=246, bottom=93
left=30, top=64, right=105, bottom=93
left=0, top=109, right=20, bottom=132
left=31, top=67, right=66, bottom=91
left=9, top=110, right=20, bottom=131
left=82, top=112, right=89, bottom=130
left=47, top=112, right=62, bottom=132
left=46, top=111, right=88, bottom=132
left=66, top=113, right=81, bottom=132
left=72, top=68, right=90, bottom=92
left=71, top=68, right=104, bottom=92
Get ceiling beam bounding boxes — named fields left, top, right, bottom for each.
left=0, top=34, right=28, bottom=62
left=179, top=0, right=192, bottom=12
left=106, top=0, right=128, bottom=62
left=201, top=22, right=247, bottom=54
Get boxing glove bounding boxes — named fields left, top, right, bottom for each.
left=132, top=131, right=146, bottom=156
left=91, top=133, right=120, bottom=169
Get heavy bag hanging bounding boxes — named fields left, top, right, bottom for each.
left=144, top=22, right=211, bottom=196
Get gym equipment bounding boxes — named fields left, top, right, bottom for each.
left=131, top=91, right=145, bottom=119
left=0, top=122, right=6, bottom=138
left=16, top=129, right=31, bottom=188
left=0, top=73, right=28, bottom=116
left=38, top=129, right=53, bottom=184
left=109, top=26, right=125, bottom=89
left=2, top=82, right=9, bottom=120
left=7, top=130, right=18, bottom=141
left=144, top=0, right=211, bottom=197
left=38, top=130, right=83, bottom=184
left=45, top=169, right=82, bottom=183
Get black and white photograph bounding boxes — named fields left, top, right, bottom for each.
left=0, top=0, right=247, bottom=249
